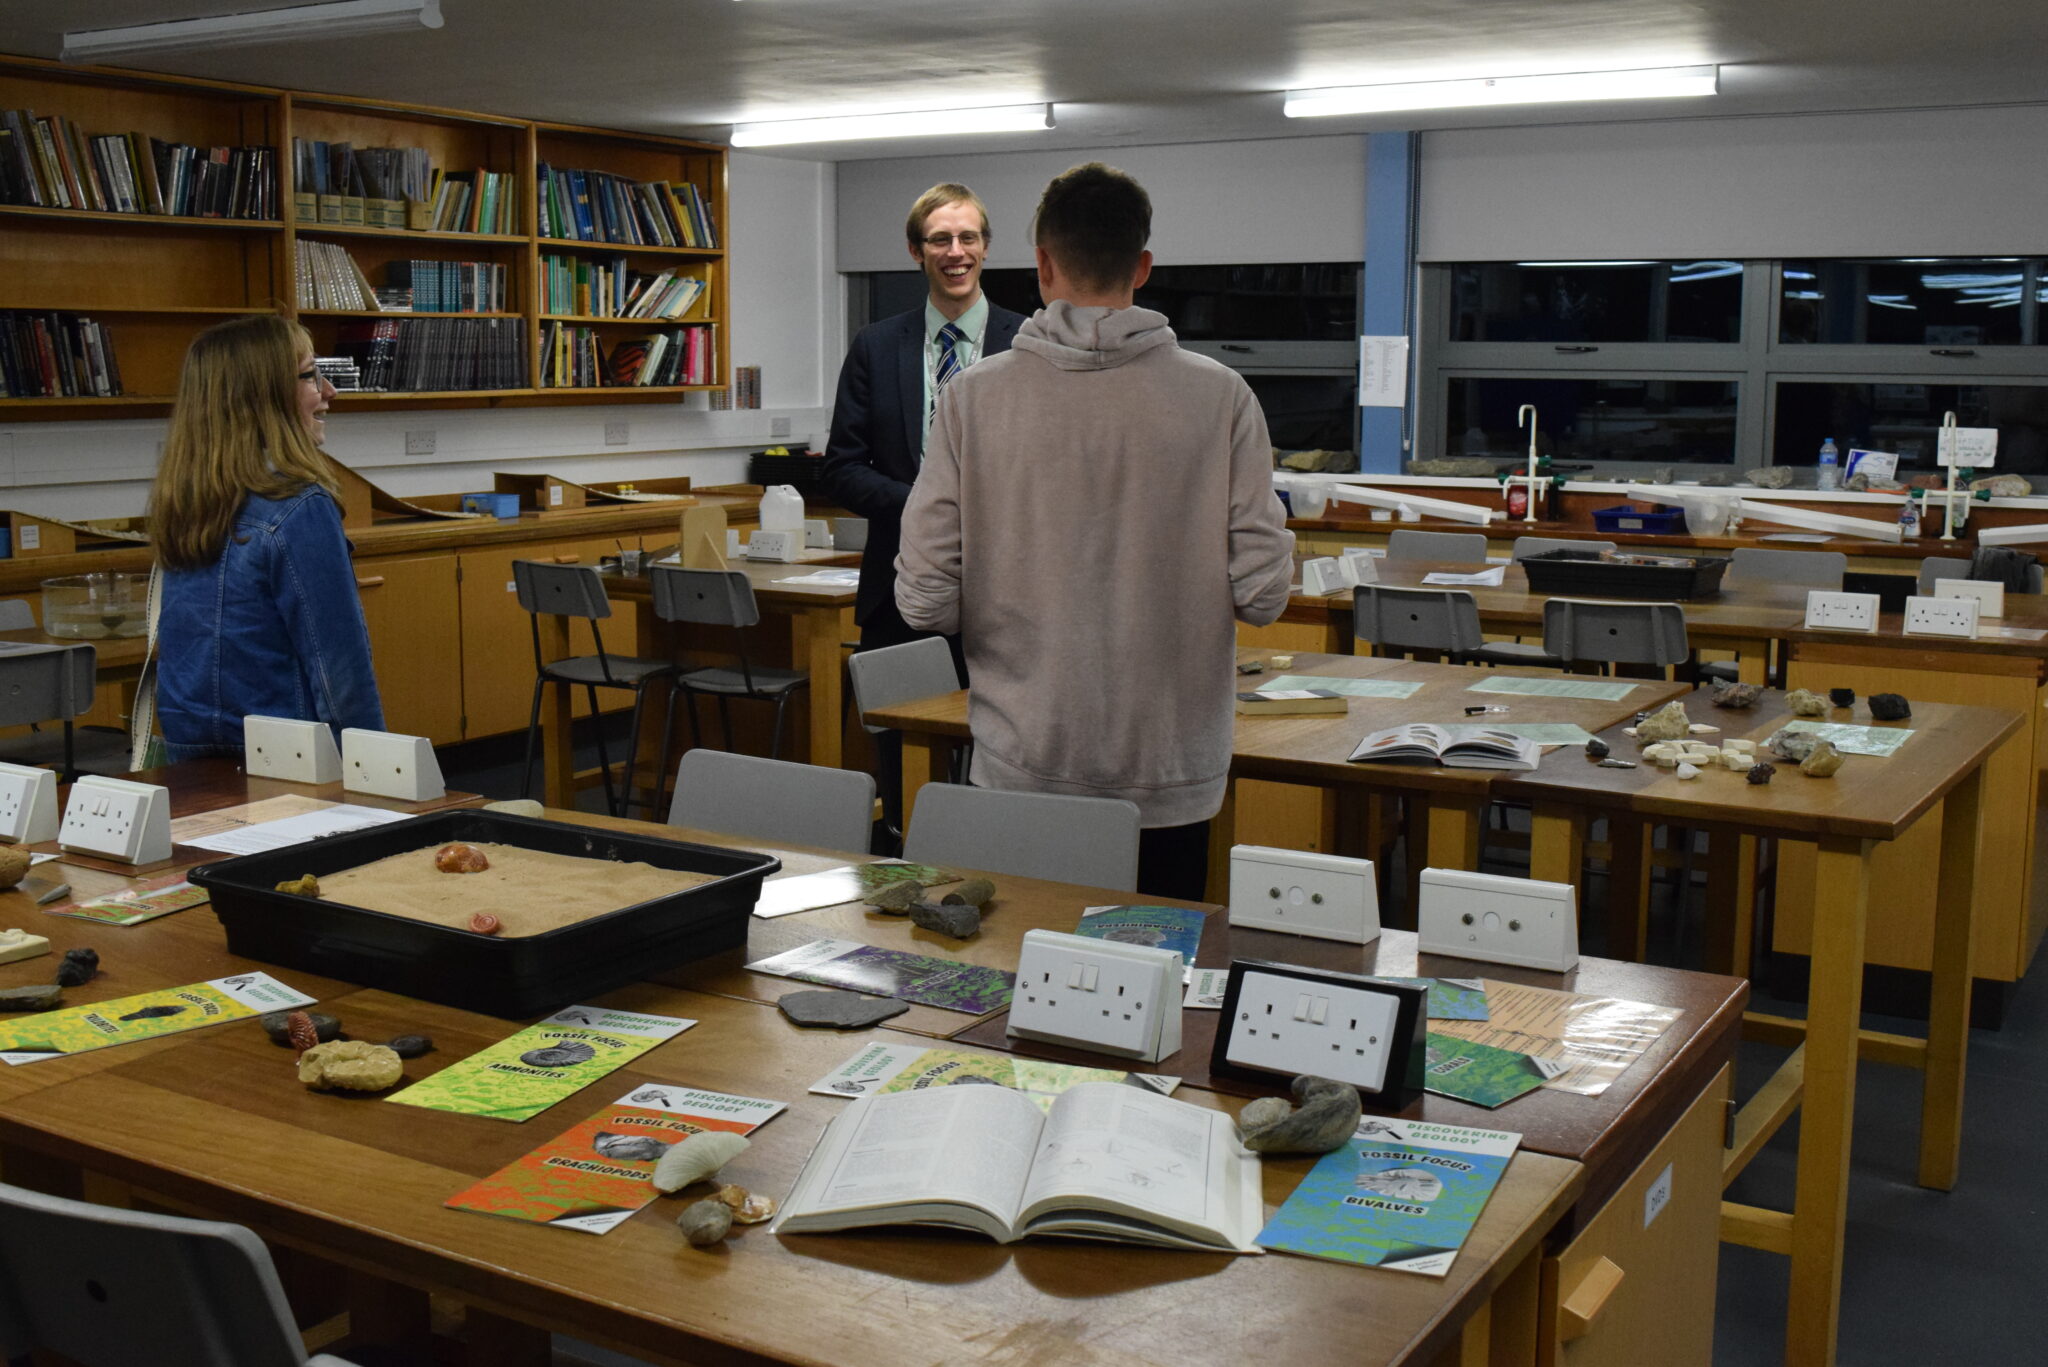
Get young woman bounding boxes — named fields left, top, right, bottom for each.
left=148, top=314, right=384, bottom=759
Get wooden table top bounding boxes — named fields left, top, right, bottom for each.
left=1495, top=687, right=2019, bottom=841
left=601, top=553, right=861, bottom=608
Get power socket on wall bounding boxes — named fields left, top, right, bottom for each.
left=1803, top=590, right=1880, bottom=633
left=1417, top=867, right=1579, bottom=972
left=1007, top=930, right=1183, bottom=1063
left=404, top=429, right=436, bottom=456
left=0, top=761, right=59, bottom=844
left=59, top=775, right=172, bottom=865
left=1209, top=960, right=1426, bottom=1107
left=1228, top=846, right=1379, bottom=945
left=604, top=421, right=630, bottom=446
left=1903, top=594, right=1980, bottom=639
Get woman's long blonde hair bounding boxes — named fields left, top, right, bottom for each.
left=149, top=314, right=338, bottom=570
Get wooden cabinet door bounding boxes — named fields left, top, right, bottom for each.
left=354, top=553, right=462, bottom=745
left=457, top=542, right=572, bottom=740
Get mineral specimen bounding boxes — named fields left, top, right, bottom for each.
left=0, top=845, right=31, bottom=889
left=1972, top=474, right=2031, bottom=497
left=0, top=928, right=49, bottom=966
left=653, top=1131, right=751, bottom=1193
left=54, top=947, right=99, bottom=987
left=941, top=877, right=997, bottom=909
left=260, top=1010, right=341, bottom=1047
left=1676, top=763, right=1702, bottom=780
left=1235, top=1075, right=1362, bottom=1155
left=1767, top=729, right=1821, bottom=762
left=119, top=1004, right=185, bottom=1021
left=1829, top=688, right=1856, bottom=708
left=1585, top=737, right=1610, bottom=759
left=436, top=843, right=490, bottom=873
left=468, top=912, right=502, bottom=935
left=297, top=1040, right=404, bottom=1092
left=866, top=881, right=923, bottom=914
left=520, top=1042, right=596, bottom=1068
left=274, top=874, right=320, bottom=897
left=1800, top=741, right=1845, bottom=777
left=1635, top=700, right=1693, bottom=743
left=1710, top=681, right=1761, bottom=709
left=1747, top=762, right=1777, bottom=785
left=1869, top=693, right=1912, bottom=721
left=777, top=989, right=908, bottom=1030
left=676, top=1198, right=733, bottom=1246
left=385, top=1034, right=435, bottom=1059
left=1745, top=466, right=1796, bottom=489
left=909, top=900, right=982, bottom=938
left=1688, top=723, right=1721, bottom=735
left=592, top=1131, right=672, bottom=1163
left=1235, top=659, right=1266, bottom=676
left=714, top=1183, right=776, bottom=1224
left=0, top=983, right=61, bottom=1011
left=1785, top=689, right=1830, bottom=717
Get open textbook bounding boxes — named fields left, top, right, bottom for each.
left=1348, top=723, right=1539, bottom=771
left=775, top=1081, right=1262, bottom=1252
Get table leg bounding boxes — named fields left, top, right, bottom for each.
left=539, top=615, right=574, bottom=809
left=1423, top=795, right=1487, bottom=872
left=900, top=730, right=950, bottom=831
left=1602, top=818, right=1654, bottom=962
left=1528, top=803, right=1586, bottom=886
left=1784, top=834, right=1872, bottom=1367
left=1921, top=766, right=1982, bottom=1191
left=1703, top=831, right=1759, bottom=978
left=792, top=606, right=844, bottom=768
left=1735, top=636, right=1770, bottom=686
left=464, top=1307, right=550, bottom=1367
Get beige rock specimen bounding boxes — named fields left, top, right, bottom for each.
left=1635, top=701, right=1692, bottom=743
left=1785, top=689, right=1830, bottom=717
left=297, top=1040, right=404, bottom=1092
left=0, top=845, right=31, bottom=889
left=1800, top=741, right=1845, bottom=777
left=676, top=1198, right=733, bottom=1246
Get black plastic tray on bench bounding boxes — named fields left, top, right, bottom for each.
left=1521, top=548, right=1731, bottom=601
left=188, top=810, right=779, bottom=1018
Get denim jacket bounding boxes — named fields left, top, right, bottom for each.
left=157, top=485, right=385, bottom=757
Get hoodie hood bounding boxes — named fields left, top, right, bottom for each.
left=1012, top=300, right=1178, bottom=371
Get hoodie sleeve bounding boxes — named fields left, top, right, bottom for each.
left=1227, top=386, right=1297, bottom=626
left=894, top=393, right=964, bottom=634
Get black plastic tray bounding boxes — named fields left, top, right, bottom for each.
left=188, top=811, right=779, bottom=1018
left=1521, top=548, right=1731, bottom=601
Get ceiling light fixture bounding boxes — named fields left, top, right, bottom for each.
left=62, top=0, right=442, bottom=64
left=730, top=102, right=1054, bottom=148
left=1285, top=64, right=1717, bottom=118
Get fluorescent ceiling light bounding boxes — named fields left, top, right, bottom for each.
left=731, top=103, right=1053, bottom=148
left=1286, top=65, right=1718, bottom=117
left=62, top=0, right=442, bottom=63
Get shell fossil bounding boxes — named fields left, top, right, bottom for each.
left=652, top=1130, right=750, bottom=1193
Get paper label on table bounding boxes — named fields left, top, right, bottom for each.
left=168, top=794, right=349, bottom=845
left=1421, top=567, right=1506, bottom=587
left=1075, top=905, right=1206, bottom=964
left=808, top=1043, right=1174, bottom=1109
left=1442, top=723, right=1595, bottom=747
left=1429, top=981, right=1679, bottom=1097
left=444, top=1086, right=784, bottom=1234
left=179, top=802, right=409, bottom=856
left=387, top=1006, right=696, bottom=1122
left=42, top=876, right=208, bottom=926
left=1466, top=675, right=1638, bottom=702
left=1263, top=674, right=1425, bottom=699
left=1422, top=1032, right=1546, bottom=1108
left=771, top=568, right=860, bottom=588
left=1936, top=426, right=1998, bottom=468
left=1359, top=335, right=1409, bottom=408
left=752, top=862, right=958, bottom=919
left=1775, top=720, right=1914, bottom=757
left=0, top=972, right=314, bottom=1066
left=1256, top=1118, right=1520, bottom=1275
left=746, top=938, right=1014, bottom=1015
left=1982, top=625, right=2048, bottom=641
left=1185, top=967, right=1231, bottom=1009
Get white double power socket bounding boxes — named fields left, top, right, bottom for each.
left=1300, top=557, right=1348, bottom=596
left=243, top=715, right=342, bottom=785
left=1803, top=590, right=1881, bottom=633
left=1417, top=867, right=1579, bottom=972
left=60, top=775, right=172, bottom=865
left=1209, top=961, right=1427, bottom=1105
left=1933, top=577, right=2005, bottom=619
left=1228, top=845, right=1379, bottom=944
left=744, top=528, right=802, bottom=562
left=341, top=728, right=445, bottom=802
left=0, top=761, right=59, bottom=845
left=1903, top=594, right=1980, bottom=640
left=1008, top=929, right=1183, bottom=1063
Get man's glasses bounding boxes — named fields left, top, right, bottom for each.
left=921, top=231, right=984, bottom=250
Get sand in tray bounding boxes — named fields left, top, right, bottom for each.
left=313, top=843, right=714, bottom=937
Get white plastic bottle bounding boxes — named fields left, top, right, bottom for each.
left=1816, top=438, right=1841, bottom=491
left=1898, top=496, right=1919, bottom=540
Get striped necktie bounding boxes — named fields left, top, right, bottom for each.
left=935, top=322, right=966, bottom=390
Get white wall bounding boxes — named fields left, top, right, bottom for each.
left=0, top=151, right=838, bottom=522
left=836, top=135, right=1368, bottom=272
left=1419, top=104, right=2048, bottom=262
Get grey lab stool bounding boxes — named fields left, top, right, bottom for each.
left=1352, top=584, right=1487, bottom=661
left=1385, top=529, right=1489, bottom=563
left=513, top=559, right=675, bottom=817
left=0, top=1179, right=364, bottom=1367
left=1542, top=597, right=1691, bottom=674
left=1920, top=554, right=2044, bottom=592
left=848, top=635, right=967, bottom=846
left=1697, top=549, right=1848, bottom=684
left=649, top=565, right=809, bottom=767
left=902, top=783, right=1140, bottom=892
left=667, top=747, right=876, bottom=853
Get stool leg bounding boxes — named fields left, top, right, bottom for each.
left=717, top=695, right=735, bottom=751
left=768, top=693, right=790, bottom=761
left=653, top=684, right=680, bottom=822
left=685, top=685, right=704, bottom=749
left=622, top=684, right=652, bottom=819
left=587, top=684, right=616, bottom=816
left=519, top=677, right=546, bottom=801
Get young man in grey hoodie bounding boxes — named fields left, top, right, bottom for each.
left=894, top=162, right=1296, bottom=899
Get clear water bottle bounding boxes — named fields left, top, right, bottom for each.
left=1898, top=496, right=1919, bottom=540
left=1816, top=438, right=1841, bottom=491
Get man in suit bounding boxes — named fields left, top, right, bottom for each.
left=822, top=182, right=1026, bottom=662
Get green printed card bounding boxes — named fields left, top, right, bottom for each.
left=752, top=861, right=958, bottom=919
left=0, top=972, right=314, bottom=1066
left=1776, top=720, right=1913, bottom=757
left=1466, top=675, right=1638, bottom=702
left=1265, top=675, right=1425, bottom=700
left=43, top=877, right=210, bottom=927
left=387, top=1005, right=695, bottom=1122
left=1075, top=905, right=1207, bottom=964
left=1423, top=1032, right=1546, bottom=1108
left=1369, top=978, right=1490, bottom=1022
left=746, top=938, right=1014, bottom=1014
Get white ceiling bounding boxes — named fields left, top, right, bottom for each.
left=6, top=0, right=2048, bottom=159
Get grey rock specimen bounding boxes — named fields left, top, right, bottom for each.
left=1747, top=762, right=1777, bottom=785
left=1635, top=700, right=1692, bottom=743
left=1407, top=457, right=1502, bottom=478
left=260, top=1010, right=342, bottom=1046
left=676, top=1198, right=734, bottom=1246
left=1745, top=466, right=1796, bottom=489
left=1235, top=659, right=1266, bottom=676
left=386, top=1034, right=435, bottom=1058
left=1785, top=688, right=1829, bottom=717
left=592, top=1131, right=672, bottom=1163
left=1869, top=693, right=1912, bottom=721
left=909, top=900, right=982, bottom=938
left=1972, top=474, right=2032, bottom=497
left=0, top=982, right=61, bottom=1012
left=866, top=881, right=924, bottom=914
left=1767, top=729, right=1821, bottom=762
left=1696, top=471, right=1734, bottom=487
left=1710, top=680, right=1761, bottom=709
left=519, top=1042, right=596, bottom=1068
left=54, top=947, right=99, bottom=987
left=1829, top=688, right=1856, bottom=708
left=1845, top=472, right=1906, bottom=492
left=1236, top=1075, right=1362, bottom=1155
left=1800, top=741, right=1845, bottom=777
left=941, top=877, right=996, bottom=909
left=1585, top=736, right=1611, bottom=759
left=777, top=989, right=909, bottom=1030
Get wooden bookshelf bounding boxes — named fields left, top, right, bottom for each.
left=0, top=55, right=728, bottom=417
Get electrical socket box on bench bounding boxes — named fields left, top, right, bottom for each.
left=1007, top=930, right=1183, bottom=1064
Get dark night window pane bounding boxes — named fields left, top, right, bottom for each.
left=1772, top=381, right=2048, bottom=478
left=1443, top=377, right=1738, bottom=465
left=1779, top=259, right=2038, bottom=345
left=1448, top=262, right=1742, bottom=343
left=864, top=264, right=1359, bottom=342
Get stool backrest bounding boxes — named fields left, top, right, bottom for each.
left=1385, top=529, right=1488, bottom=563
left=1730, top=547, right=1847, bottom=589
left=847, top=637, right=962, bottom=737
left=1353, top=585, right=1485, bottom=655
left=668, top=749, right=875, bottom=852
left=1541, top=598, right=1690, bottom=667
left=1511, top=536, right=1616, bottom=562
left=511, top=560, right=611, bottom=620
left=1920, top=555, right=2045, bottom=593
left=0, top=642, right=96, bottom=728
left=649, top=566, right=761, bottom=629
left=902, top=783, right=1140, bottom=892
left=834, top=517, right=869, bottom=551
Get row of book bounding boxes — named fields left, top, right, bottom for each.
left=293, top=138, right=431, bottom=203
left=537, top=323, right=715, bottom=388
left=332, top=318, right=527, bottom=392
left=536, top=164, right=716, bottom=248
left=385, top=260, right=511, bottom=314
left=289, top=138, right=516, bottom=233
left=295, top=239, right=380, bottom=311
left=539, top=254, right=707, bottom=319
left=0, top=109, right=275, bottom=219
left=0, top=312, right=123, bottom=398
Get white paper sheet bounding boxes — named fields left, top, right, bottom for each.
left=180, top=804, right=410, bottom=855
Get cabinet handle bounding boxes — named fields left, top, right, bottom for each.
left=1929, top=347, right=1978, bottom=358
left=1558, top=1256, right=1625, bottom=1342
left=355, top=576, right=385, bottom=590
left=1554, top=344, right=1600, bottom=353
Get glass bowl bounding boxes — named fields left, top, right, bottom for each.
left=41, top=572, right=148, bottom=639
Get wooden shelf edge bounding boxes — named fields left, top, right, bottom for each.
left=299, top=310, right=522, bottom=319
left=0, top=204, right=281, bottom=231
left=540, top=315, right=718, bottom=325
left=537, top=238, right=720, bottom=258
left=3, top=305, right=261, bottom=316
left=292, top=222, right=527, bottom=244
